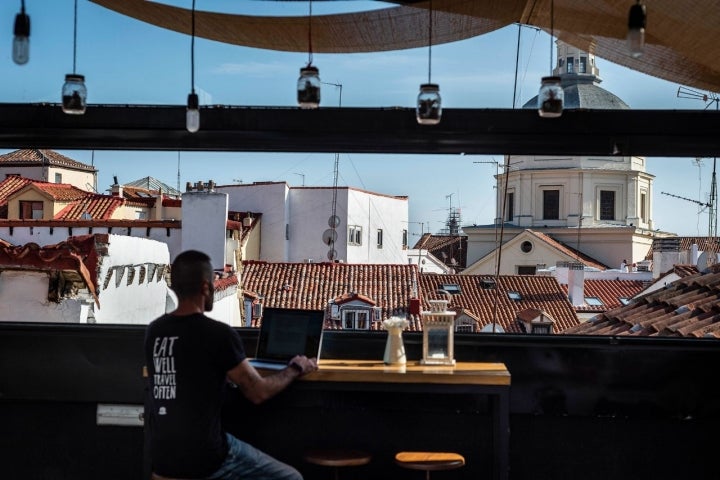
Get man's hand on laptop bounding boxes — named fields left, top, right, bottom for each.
left=288, top=355, right=318, bottom=377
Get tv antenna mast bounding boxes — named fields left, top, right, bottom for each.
left=677, top=86, right=718, bottom=237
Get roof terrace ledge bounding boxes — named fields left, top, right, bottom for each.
left=1, top=103, right=718, bottom=157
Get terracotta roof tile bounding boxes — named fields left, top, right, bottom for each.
left=241, top=261, right=419, bottom=324
left=564, top=266, right=720, bottom=338
left=563, top=279, right=647, bottom=312
left=29, top=183, right=88, bottom=201
left=0, top=176, right=32, bottom=217
left=419, top=273, right=580, bottom=333
left=413, top=233, right=467, bottom=270
left=0, top=234, right=104, bottom=305
left=0, top=149, right=96, bottom=172
left=54, top=194, right=125, bottom=220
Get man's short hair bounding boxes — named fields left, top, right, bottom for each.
left=170, top=250, right=213, bottom=299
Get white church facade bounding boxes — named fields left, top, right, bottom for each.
left=463, top=42, right=673, bottom=275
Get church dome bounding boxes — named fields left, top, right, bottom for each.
left=523, top=41, right=630, bottom=110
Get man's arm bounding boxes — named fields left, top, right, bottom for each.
left=226, top=355, right=317, bottom=405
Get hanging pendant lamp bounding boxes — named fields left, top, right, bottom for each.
left=538, top=0, right=563, bottom=118
left=297, top=0, right=320, bottom=109
left=62, top=0, right=86, bottom=115
left=627, top=1, right=646, bottom=58
left=186, top=0, right=200, bottom=132
left=12, top=0, right=30, bottom=65
left=416, top=0, right=441, bottom=125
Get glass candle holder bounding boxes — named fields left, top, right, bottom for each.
left=538, top=76, right=563, bottom=118
left=62, top=74, right=87, bottom=115
left=297, top=66, right=320, bottom=109
left=416, top=83, right=442, bottom=125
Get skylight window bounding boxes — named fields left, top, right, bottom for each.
left=585, top=297, right=604, bottom=306
left=507, top=291, right=521, bottom=301
left=440, top=284, right=462, bottom=295
left=619, top=297, right=631, bottom=306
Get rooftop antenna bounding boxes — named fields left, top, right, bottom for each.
left=677, top=86, right=719, bottom=238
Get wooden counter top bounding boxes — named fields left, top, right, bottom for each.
left=302, top=360, right=511, bottom=386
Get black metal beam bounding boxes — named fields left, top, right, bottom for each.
left=1, top=103, right=718, bottom=157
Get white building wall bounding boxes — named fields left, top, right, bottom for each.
left=218, top=183, right=290, bottom=262
left=206, top=287, right=241, bottom=327
left=288, top=188, right=347, bottom=262
left=218, top=183, right=408, bottom=264
left=93, top=235, right=170, bottom=324
left=181, top=191, right=229, bottom=269
left=0, top=270, right=88, bottom=322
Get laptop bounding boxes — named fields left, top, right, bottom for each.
left=248, top=308, right=325, bottom=370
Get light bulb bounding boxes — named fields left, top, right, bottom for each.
left=627, top=2, right=646, bottom=58
left=186, top=93, right=200, bottom=133
left=12, top=11, right=30, bottom=65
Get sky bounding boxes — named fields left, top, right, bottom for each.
left=1, top=0, right=717, bottom=240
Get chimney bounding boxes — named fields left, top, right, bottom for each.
left=181, top=189, right=230, bottom=270
left=555, top=261, right=570, bottom=285
left=652, top=237, right=681, bottom=279
left=567, top=262, right=585, bottom=306
left=111, top=184, right=123, bottom=197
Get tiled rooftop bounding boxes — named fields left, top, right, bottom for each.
left=241, top=261, right=419, bottom=324
left=563, top=279, right=648, bottom=313
left=55, top=194, right=125, bottom=220
left=0, top=234, right=103, bottom=304
left=0, top=176, right=31, bottom=217
left=0, top=149, right=96, bottom=172
left=564, top=265, right=720, bottom=338
left=413, top=233, right=468, bottom=270
left=419, top=273, right=580, bottom=333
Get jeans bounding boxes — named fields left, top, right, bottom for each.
left=206, top=433, right=302, bottom=480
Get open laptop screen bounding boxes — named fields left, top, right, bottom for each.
left=255, top=308, right=324, bottom=362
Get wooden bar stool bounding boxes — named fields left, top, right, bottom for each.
left=303, top=448, right=372, bottom=480
left=395, top=451, right=465, bottom=480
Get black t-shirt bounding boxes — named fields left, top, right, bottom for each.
left=144, top=313, right=246, bottom=478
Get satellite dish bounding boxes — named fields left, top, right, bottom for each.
left=322, top=229, right=338, bottom=246
left=327, top=249, right=337, bottom=261
left=328, top=215, right=340, bottom=228
left=697, top=251, right=708, bottom=270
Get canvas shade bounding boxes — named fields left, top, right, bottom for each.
left=89, top=0, right=720, bottom=93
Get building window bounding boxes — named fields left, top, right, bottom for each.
left=54, top=173, right=62, bottom=183
left=517, top=266, right=536, bottom=275
left=342, top=310, right=370, bottom=330
left=619, top=297, right=631, bottom=306
left=585, top=297, right=604, bottom=306
left=640, top=192, right=647, bottom=222
left=506, top=192, right=514, bottom=221
left=19, top=201, right=43, bottom=219
left=508, top=291, right=522, bottom=301
left=135, top=210, right=148, bottom=220
left=377, top=229, right=383, bottom=248
left=567, top=56, right=574, bottom=73
left=348, top=225, right=363, bottom=246
left=543, top=190, right=560, bottom=220
left=579, top=56, right=587, bottom=73
left=402, top=229, right=408, bottom=248
left=440, top=283, right=462, bottom=295
left=600, top=190, right=616, bottom=220
left=520, top=241, right=533, bottom=253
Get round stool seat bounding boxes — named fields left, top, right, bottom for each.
left=395, top=451, right=465, bottom=471
left=304, top=448, right=372, bottom=467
